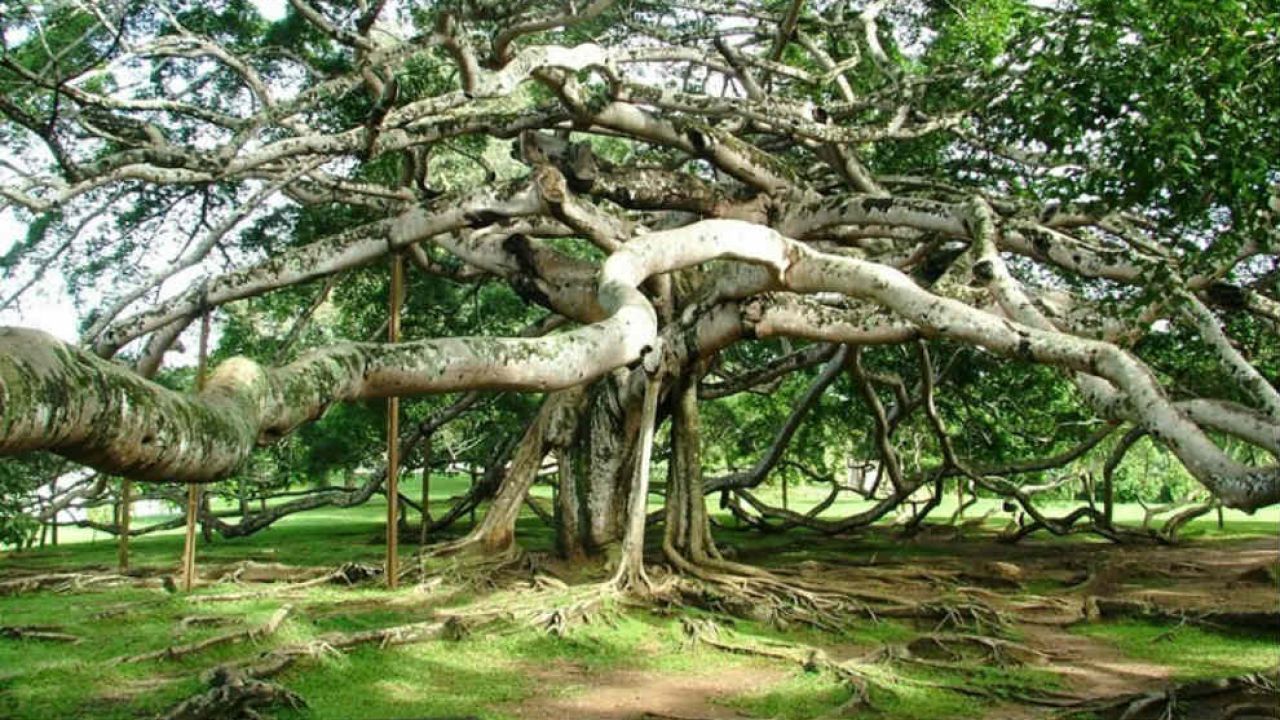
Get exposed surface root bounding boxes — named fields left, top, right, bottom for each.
left=904, top=632, right=1049, bottom=667
left=656, top=555, right=862, bottom=633
left=180, top=616, right=239, bottom=631
left=410, top=543, right=528, bottom=589
left=653, top=553, right=1021, bottom=642
left=212, top=562, right=324, bottom=584
left=193, top=563, right=380, bottom=603
left=115, top=606, right=292, bottom=665
left=0, top=625, right=82, bottom=643
left=170, top=583, right=604, bottom=716
left=517, top=588, right=617, bottom=637
left=678, top=615, right=1065, bottom=716
left=158, top=667, right=305, bottom=720
left=212, top=617, right=463, bottom=683
left=91, top=597, right=173, bottom=619
left=883, top=599, right=1012, bottom=635
left=1055, top=667, right=1280, bottom=719
left=0, top=571, right=136, bottom=596
left=1084, top=596, right=1280, bottom=636
left=679, top=617, right=875, bottom=711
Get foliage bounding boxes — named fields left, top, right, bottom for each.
left=0, top=0, right=1277, bottom=539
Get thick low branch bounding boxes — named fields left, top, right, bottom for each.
left=2, top=219, right=1276, bottom=510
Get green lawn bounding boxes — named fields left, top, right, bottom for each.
left=2, top=482, right=1276, bottom=720
left=20, top=475, right=1277, bottom=571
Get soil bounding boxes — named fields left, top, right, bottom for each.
left=502, top=534, right=1279, bottom=719
left=511, top=661, right=788, bottom=719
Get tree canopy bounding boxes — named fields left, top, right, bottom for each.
left=0, top=0, right=1277, bottom=552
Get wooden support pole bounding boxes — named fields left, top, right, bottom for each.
left=118, top=479, right=131, bottom=572
left=181, top=309, right=212, bottom=592
left=181, top=484, right=199, bottom=590
left=386, top=254, right=403, bottom=589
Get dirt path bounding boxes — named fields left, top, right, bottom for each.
left=1017, top=624, right=1172, bottom=698
left=509, top=661, right=788, bottom=720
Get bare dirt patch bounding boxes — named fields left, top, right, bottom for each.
left=509, top=660, right=788, bottom=720
left=1017, top=624, right=1172, bottom=698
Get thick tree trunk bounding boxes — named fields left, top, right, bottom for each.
left=566, top=374, right=641, bottom=553
left=611, top=369, right=662, bottom=589
left=666, top=374, right=717, bottom=562
left=456, top=388, right=585, bottom=553
left=554, top=447, right=585, bottom=561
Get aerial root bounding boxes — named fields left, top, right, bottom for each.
left=1054, top=667, right=1280, bottom=720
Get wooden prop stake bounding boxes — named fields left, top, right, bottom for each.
left=386, top=254, right=403, bottom=588
left=118, top=479, right=131, bottom=572
left=181, top=309, right=212, bottom=592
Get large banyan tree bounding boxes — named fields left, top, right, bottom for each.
left=0, top=0, right=1278, bottom=569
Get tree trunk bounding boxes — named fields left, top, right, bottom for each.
left=612, top=370, right=662, bottom=589
left=664, top=372, right=720, bottom=564
left=555, top=447, right=585, bottom=561
left=459, top=388, right=585, bottom=554
left=557, top=373, right=641, bottom=556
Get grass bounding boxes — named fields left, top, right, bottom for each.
left=22, top=475, right=1279, bottom=564
left=2, top=489, right=1277, bottom=719
left=1070, top=620, right=1280, bottom=680
left=0, top=586, right=284, bottom=718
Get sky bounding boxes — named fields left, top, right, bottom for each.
left=0, top=0, right=288, bottom=346
left=0, top=210, right=79, bottom=341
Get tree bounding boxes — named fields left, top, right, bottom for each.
left=0, top=0, right=1277, bottom=572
